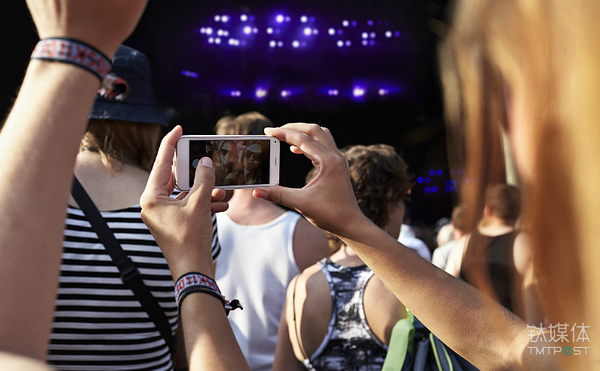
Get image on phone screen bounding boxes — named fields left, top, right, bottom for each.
left=189, top=139, right=271, bottom=189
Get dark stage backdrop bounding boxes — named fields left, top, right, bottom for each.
left=1, top=0, right=456, bottom=246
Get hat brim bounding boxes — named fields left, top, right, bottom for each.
left=89, top=100, right=173, bottom=126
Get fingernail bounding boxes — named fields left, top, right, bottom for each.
left=264, top=127, right=274, bottom=134
left=200, top=157, right=214, bottom=170
left=253, top=188, right=267, bottom=199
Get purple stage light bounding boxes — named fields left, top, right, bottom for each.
left=385, top=31, right=392, bottom=38
left=223, top=31, right=229, bottom=37
left=255, top=88, right=267, bottom=98
left=312, top=29, right=319, bottom=35
left=292, top=40, right=299, bottom=48
left=327, top=89, right=339, bottom=96
left=200, top=28, right=206, bottom=34
left=310, top=17, right=316, bottom=22
left=328, top=28, right=335, bottom=35
left=215, top=38, right=221, bottom=44
left=337, top=29, right=343, bottom=35
left=370, top=32, right=376, bottom=38
left=267, top=27, right=273, bottom=34
left=230, top=90, right=241, bottom=97
left=353, top=87, right=365, bottom=97
left=214, top=15, right=220, bottom=22
left=436, top=169, right=442, bottom=176
left=240, top=14, right=248, bottom=22
left=362, top=32, right=368, bottom=39
left=269, top=40, right=276, bottom=48
left=243, top=26, right=252, bottom=34
left=351, top=20, right=357, bottom=26
left=277, top=41, right=283, bottom=47
left=304, top=27, right=312, bottom=36
left=425, top=187, right=431, bottom=194
left=286, top=16, right=291, bottom=22
left=395, top=31, right=401, bottom=37
left=208, top=37, right=214, bottom=44
left=221, top=15, right=229, bottom=23
left=429, top=170, right=435, bottom=176
left=276, top=14, right=284, bottom=23
left=181, top=70, right=199, bottom=79
left=205, top=28, right=213, bottom=35
left=280, top=90, right=291, bottom=97
left=432, top=186, right=438, bottom=193
left=253, top=28, right=258, bottom=34
left=300, top=15, right=308, bottom=23
left=337, top=40, right=344, bottom=48
left=369, top=40, right=375, bottom=45
left=367, top=20, right=374, bottom=26
left=345, top=40, right=351, bottom=47
left=342, top=20, right=349, bottom=27
left=378, top=89, right=389, bottom=96
left=362, top=40, right=368, bottom=46
left=217, top=29, right=224, bottom=36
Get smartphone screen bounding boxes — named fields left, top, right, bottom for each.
left=188, top=139, right=271, bottom=189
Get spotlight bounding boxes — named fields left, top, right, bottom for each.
left=223, top=31, right=229, bottom=37
left=353, top=87, right=365, bottom=97
left=277, top=41, right=283, bottom=47
left=327, top=89, right=339, bottom=96
left=214, top=15, right=221, bottom=22
left=345, top=40, right=351, bottom=47
left=200, top=28, right=206, bottom=34
left=217, top=29, right=224, bottom=36
left=328, top=28, right=335, bottom=35
left=269, top=40, right=276, bottom=48
left=221, top=15, right=229, bottom=23
left=292, top=40, right=299, bottom=48
left=351, top=20, right=357, bottom=26
left=367, top=20, right=374, bottom=26
left=280, top=90, right=291, bottom=97
left=385, top=31, right=392, bottom=38
left=215, top=38, right=221, bottom=44
left=342, top=20, right=349, bottom=27
left=362, top=32, right=368, bottom=39
left=240, top=14, right=248, bottom=22
left=304, top=27, right=312, bottom=36
left=256, top=88, right=267, bottom=98
left=205, top=28, right=213, bottom=35
left=253, top=28, right=258, bottom=34
left=378, top=89, right=388, bottom=96
left=208, top=37, right=214, bottom=44
left=312, top=29, right=319, bottom=35
left=276, top=14, right=284, bottom=23
left=370, top=32, right=376, bottom=38
left=267, top=27, right=273, bottom=34
left=337, top=40, right=344, bottom=47
left=243, top=26, right=252, bottom=34
left=300, top=15, right=308, bottom=23
left=362, top=40, right=368, bottom=46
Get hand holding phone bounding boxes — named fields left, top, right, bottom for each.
left=175, top=135, right=280, bottom=191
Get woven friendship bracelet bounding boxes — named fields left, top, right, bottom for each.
left=31, top=38, right=112, bottom=81
left=175, top=272, right=243, bottom=315
left=175, top=272, right=221, bottom=300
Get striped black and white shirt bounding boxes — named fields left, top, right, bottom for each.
left=47, top=204, right=220, bottom=371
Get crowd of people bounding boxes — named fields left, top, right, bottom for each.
left=1, top=0, right=599, bottom=370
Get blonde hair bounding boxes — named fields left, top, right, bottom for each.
left=442, top=0, right=600, bottom=366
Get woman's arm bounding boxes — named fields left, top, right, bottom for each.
left=254, top=124, right=555, bottom=371
left=140, top=126, right=249, bottom=371
left=0, top=0, right=147, bottom=359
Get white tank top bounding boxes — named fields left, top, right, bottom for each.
left=215, top=211, right=301, bottom=371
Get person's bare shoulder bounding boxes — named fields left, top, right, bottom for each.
left=445, top=233, right=470, bottom=277
left=293, top=216, right=331, bottom=272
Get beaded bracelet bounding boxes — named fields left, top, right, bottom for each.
left=175, top=272, right=242, bottom=316
left=31, top=38, right=112, bottom=81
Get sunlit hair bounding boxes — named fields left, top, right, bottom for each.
left=485, top=184, right=520, bottom=221
left=442, top=0, right=600, bottom=361
left=215, top=111, right=273, bottom=135
left=342, top=144, right=413, bottom=229
left=81, top=119, right=161, bottom=172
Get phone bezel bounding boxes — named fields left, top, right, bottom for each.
left=175, top=135, right=280, bottom=191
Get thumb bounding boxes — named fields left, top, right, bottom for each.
left=188, top=157, right=216, bottom=205
left=253, top=186, right=301, bottom=211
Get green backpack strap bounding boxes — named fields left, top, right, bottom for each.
left=382, top=310, right=415, bottom=371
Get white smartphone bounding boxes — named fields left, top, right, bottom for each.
left=175, top=135, right=280, bottom=191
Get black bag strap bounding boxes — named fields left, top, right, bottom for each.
left=71, top=176, right=174, bottom=352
